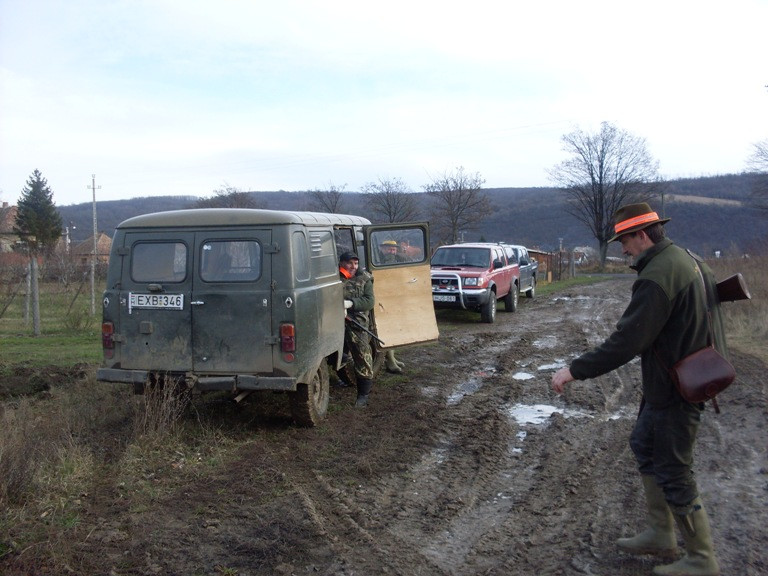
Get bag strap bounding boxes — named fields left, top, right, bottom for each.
left=686, top=249, right=715, bottom=347
left=685, top=250, right=722, bottom=414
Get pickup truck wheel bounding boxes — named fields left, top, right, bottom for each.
left=480, top=293, right=497, bottom=323
left=504, top=284, right=519, bottom=312
left=290, top=361, right=329, bottom=427
left=526, top=277, right=536, bottom=298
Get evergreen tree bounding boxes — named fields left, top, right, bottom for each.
left=14, top=169, right=63, bottom=253
left=14, top=169, right=62, bottom=336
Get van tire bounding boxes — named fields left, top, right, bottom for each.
left=290, top=361, right=330, bottom=427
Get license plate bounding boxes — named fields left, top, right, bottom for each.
left=129, top=292, right=184, bottom=311
left=433, top=294, right=456, bottom=303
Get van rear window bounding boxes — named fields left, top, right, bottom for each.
left=132, top=242, right=187, bottom=282
left=201, top=240, right=261, bottom=282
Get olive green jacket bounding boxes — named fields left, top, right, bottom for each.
left=570, top=239, right=728, bottom=407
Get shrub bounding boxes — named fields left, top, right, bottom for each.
left=133, top=376, right=191, bottom=438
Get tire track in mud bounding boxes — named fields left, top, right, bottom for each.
left=292, top=280, right=645, bottom=575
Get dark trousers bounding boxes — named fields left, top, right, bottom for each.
left=630, top=399, right=703, bottom=509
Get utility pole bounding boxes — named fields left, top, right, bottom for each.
left=87, top=174, right=101, bottom=315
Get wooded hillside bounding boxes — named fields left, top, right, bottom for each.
left=56, top=174, right=766, bottom=258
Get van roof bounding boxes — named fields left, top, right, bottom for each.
left=117, top=208, right=372, bottom=229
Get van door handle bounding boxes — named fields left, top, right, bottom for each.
left=191, top=301, right=205, bottom=306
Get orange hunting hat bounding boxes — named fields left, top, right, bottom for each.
left=609, top=202, right=670, bottom=242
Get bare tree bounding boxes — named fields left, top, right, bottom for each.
left=423, top=167, right=490, bottom=245
left=195, top=184, right=264, bottom=208
left=548, top=122, right=663, bottom=267
left=746, top=139, right=768, bottom=211
left=362, top=177, right=421, bottom=223
left=308, top=182, right=347, bottom=213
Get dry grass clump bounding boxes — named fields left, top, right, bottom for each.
left=0, top=373, right=190, bottom=527
left=133, top=376, right=191, bottom=438
left=0, top=376, right=128, bottom=565
left=0, top=378, right=117, bottom=508
left=0, top=370, right=233, bottom=565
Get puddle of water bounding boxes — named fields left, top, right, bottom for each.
left=538, top=360, right=566, bottom=371
left=533, top=335, right=557, bottom=349
left=447, top=377, right=484, bottom=405
left=552, top=295, right=592, bottom=302
left=447, top=368, right=496, bottom=404
left=508, top=403, right=565, bottom=425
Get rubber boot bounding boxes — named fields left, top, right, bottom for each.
left=385, top=350, right=403, bottom=374
left=653, top=498, right=720, bottom=576
left=355, top=378, right=373, bottom=408
left=617, top=475, right=678, bottom=557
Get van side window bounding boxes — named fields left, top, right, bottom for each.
left=308, top=230, right=337, bottom=279
left=201, top=240, right=261, bottom=282
left=292, top=231, right=310, bottom=282
left=370, top=227, right=427, bottom=266
left=132, top=242, right=187, bottom=282
left=334, top=228, right=355, bottom=257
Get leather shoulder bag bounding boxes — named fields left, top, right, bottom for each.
left=657, top=254, right=735, bottom=413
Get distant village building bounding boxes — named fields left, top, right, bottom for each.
left=72, top=233, right=112, bottom=266
left=0, top=201, right=19, bottom=253
left=572, top=246, right=596, bottom=265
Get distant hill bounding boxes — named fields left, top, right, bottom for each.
left=56, top=174, right=767, bottom=258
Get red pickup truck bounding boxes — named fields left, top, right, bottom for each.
left=430, top=242, right=520, bottom=323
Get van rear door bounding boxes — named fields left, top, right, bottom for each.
left=191, top=230, right=273, bottom=373
left=364, top=223, right=439, bottom=348
left=119, top=232, right=194, bottom=371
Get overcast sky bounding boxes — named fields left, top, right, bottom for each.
left=1, top=0, right=766, bottom=207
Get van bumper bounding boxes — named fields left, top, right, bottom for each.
left=97, top=368, right=297, bottom=392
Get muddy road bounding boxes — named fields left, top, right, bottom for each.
left=8, top=278, right=767, bottom=576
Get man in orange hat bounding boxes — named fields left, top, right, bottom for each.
left=551, top=203, right=726, bottom=576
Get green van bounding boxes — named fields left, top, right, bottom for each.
left=96, top=208, right=438, bottom=426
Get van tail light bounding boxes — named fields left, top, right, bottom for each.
left=280, top=323, right=296, bottom=361
left=101, top=322, right=115, bottom=359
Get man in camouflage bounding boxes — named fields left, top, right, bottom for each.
left=339, top=251, right=375, bottom=407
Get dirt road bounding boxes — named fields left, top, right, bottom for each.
left=7, top=278, right=767, bottom=575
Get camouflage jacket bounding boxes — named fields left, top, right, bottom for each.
left=342, top=270, right=374, bottom=328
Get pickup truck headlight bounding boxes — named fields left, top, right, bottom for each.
left=464, top=277, right=482, bottom=287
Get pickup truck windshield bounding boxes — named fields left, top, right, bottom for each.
left=431, top=247, right=490, bottom=268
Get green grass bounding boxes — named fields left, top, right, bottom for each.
left=1, top=332, right=101, bottom=366
left=0, top=279, right=104, bottom=370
